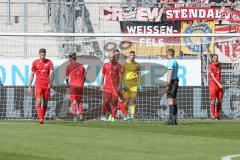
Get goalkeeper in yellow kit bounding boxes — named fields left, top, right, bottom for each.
left=122, top=51, right=141, bottom=119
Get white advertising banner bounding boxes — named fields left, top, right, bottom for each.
left=0, top=58, right=201, bottom=86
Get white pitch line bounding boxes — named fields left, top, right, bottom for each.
left=222, top=155, right=240, bottom=160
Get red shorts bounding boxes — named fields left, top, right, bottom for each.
left=103, top=92, right=118, bottom=105
left=209, top=85, right=223, bottom=100
left=35, top=86, right=50, bottom=100
left=69, top=86, right=83, bottom=101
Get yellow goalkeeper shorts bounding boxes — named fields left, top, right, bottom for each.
left=123, top=82, right=138, bottom=99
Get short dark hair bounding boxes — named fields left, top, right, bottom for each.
left=113, top=49, right=120, bottom=53
left=69, top=52, right=77, bottom=60
left=129, top=50, right=135, bottom=54
left=167, top=49, right=175, bottom=57
left=211, top=54, right=218, bottom=59
left=39, top=48, right=46, bottom=54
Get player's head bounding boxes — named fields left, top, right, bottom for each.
left=108, top=51, right=117, bottom=64
left=128, top=51, right=136, bottom=61
left=69, top=52, right=77, bottom=63
left=211, top=54, right=219, bottom=64
left=113, top=49, right=120, bottom=60
left=166, top=49, right=175, bottom=59
left=39, top=48, right=46, bottom=60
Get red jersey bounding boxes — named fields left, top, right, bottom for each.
left=102, top=62, right=122, bottom=91
left=208, top=63, right=222, bottom=86
left=66, top=62, right=86, bottom=87
left=32, top=59, right=53, bottom=88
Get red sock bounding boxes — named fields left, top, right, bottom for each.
left=119, top=101, right=127, bottom=115
left=211, top=102, right=215, bottom=118
left=72, top=103, right=77, bottom=117
left=107, top=105, right=112, bottom=114
left=216, top=102, right=221, bottom=118
left=42, top=106, right=47, bottom=119
left=78, top=103, right=83, bottom=115
left=112, top=106, right=118, bottom=118
left=36, top=105, right=42, bottom=120
left=102, top=102, right=107, bottom=116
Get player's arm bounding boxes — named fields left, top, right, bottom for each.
left=28, top=70, right=35, bottom=93
left=49, top=61, right=54, bottom=88
left=64, top=65, right=70, bottom=86
left=167, top=69, right=173, bottom=85
left=28, top=62, right=36, bottom=93
left=100, top=65, right=106, bottom=91
left=164, top=69, right=173, bottom=93
left=83, top=66, right=87, bottom=83
left=120, top=63, right=127, bottom=90
left=119, top=65, right=123, bottom=90
left=29, top=70, right=35, bottom=88
left=137, top=64, right=142, bottom=92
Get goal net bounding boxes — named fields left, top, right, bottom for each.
left=0, top=32, right=240, bottom=121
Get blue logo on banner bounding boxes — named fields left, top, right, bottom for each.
left=183, top=23, right=212, bottom=53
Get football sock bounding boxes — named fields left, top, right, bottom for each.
left=130, top=104, right=136, bottom=117
left=72, top=103, right=77, bottom=117
left=216, top=102, right=221, bottom=118
left=112, top=106, right=118, bottom=118
left=102, top=102, right=107, bottom=116
left=211, top=102, right=215, bottom=118
left=119, top=101, right=127, bottom=115
left=42, top=106, right=47, bottom=118
left=36, top=105, right=42, bottom=120
left=78, top=103, right=83, bottom=115
left=173, top=104, right=178, bottom=116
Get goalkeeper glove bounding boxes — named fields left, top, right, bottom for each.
left=121, top=82, right=128, bottom=91
left=137, top=85, right=142, bottom=93
left=64, top=77, right=69, bottom=86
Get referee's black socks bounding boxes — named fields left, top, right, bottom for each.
left=168, top=105, right=178, bottom=125
left=169, top=105, right=175, bottom=115
left=173, top=104, right=178, bottom=116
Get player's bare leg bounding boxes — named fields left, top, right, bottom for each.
left=78, top=100, right=84, bottom=121
left=101, top=100, right=109, bottom=121
left=210, top=99, right=216, bottom=120
left=215, top=99, right=222, bottom=120
left=36, top=98, right=43, bottom=124
left=118, top=91, right=127, bottom=121
left=71, top=100, right=77, bottom=122
left=129, top=98, right=137, bottom=119
left=42, top=99, right=48, bottom=123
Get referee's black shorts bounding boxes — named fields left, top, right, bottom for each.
left=167, top=79, right=179, bottom=99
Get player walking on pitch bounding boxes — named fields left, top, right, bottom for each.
left=165, top=49, right=179, bottom=125
left=208, top=54, right=223, bottom=120
left=100, top=51, right=127, bottom=121
left=65, top=53, right=87, bottom=122
left=28, top=48, right=54, bottom=124
left=122, top=51, right=141, bottom=119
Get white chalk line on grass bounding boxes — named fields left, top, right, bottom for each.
left=222, top=155, right=240, bottom=160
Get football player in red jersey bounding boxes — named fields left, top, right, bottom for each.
left=65, top=53, right=87, bottom=122
left=28, top=48, right=54, bottom=124
left=100, top=51, right=127, bottom=121
left=208, top=54, right=223, bottom=120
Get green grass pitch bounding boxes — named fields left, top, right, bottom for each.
left=0, top=120, right=240, bottom=160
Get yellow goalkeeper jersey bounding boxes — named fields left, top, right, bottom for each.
left=123, top=59, right=140, bottom=84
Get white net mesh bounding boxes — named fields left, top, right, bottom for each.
left=0, top=34, right=240, bottom=120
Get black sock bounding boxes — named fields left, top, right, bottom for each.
left=173, top=104, right=178, bottom=116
